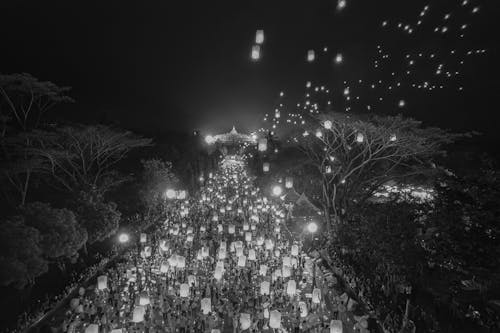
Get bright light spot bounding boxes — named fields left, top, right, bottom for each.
left=307, top=50, right=315, bottom=62
left=272, top=185, right=283, bottom=197
left=307, top=222, right=318, bottom=233
left=334, top=53, right=343, bottom=64
left=251, top=45, right=261, bottom=60
left=398, top=100, right=406, bottom=108
left=337, top=0, right=346, bottom=11
left=255, top=29, right=264, bottom=44
left=165, top=189, right=176, bottom=199
left=323, top=120, right=332, bottom=129
left=205, top=135, right=215, bottom=144
left=118, top=233, right=129, bottom=243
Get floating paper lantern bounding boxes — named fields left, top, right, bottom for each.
left=260, top=281, right=270, bottom=295
left=248, top=249, right=256, bottom=260
left=132, top=306, right=145, bottom=322
left=240, top=313, right=251, bottom=330
left=323, top=120, right=333, bottom=129
left=258, top=138, right=267, bottom=152
left=265, top=239, right=274, bottom=250
left=160, top=239, right=169, bottom=251
left=220, top=241, right=227, bottom=250
left=243, top=223, right=249, bottom=231
left=85, top=324, right=99, bottom=333
left=356, top=133, right=364, bottom=143
left=237, top=255, right=247, bottom=267
left=218, top=224, right=223, bottom=232
left=140, top=233, right=147, bottom=243
left=200, top=226, right=206, bottom=232
left=236, top=247, right=244, bottom=257
left=139, top=293, right=150, bottom=305
left=270, top=310, right=281, bottom=329
left=291, top=245, right=299, bottom=256
left=228, top=225, right=235, bottom=234
left=218, top=248, right=226, bottom=260
left=326, top=165, right=332, bottom=174
left=330, top=320, right=343, bottom=333
left=282, top=265, right=291, bottom=278
left=291, top=257, right=298, bottom=268
left=188, top=275, right=196, bottom=286
left=287, top=280, right=297, bottom=296
left=143, top=246, right=152, bottom=258
left=177, top=256, right=186, bottom=269
left=257, top=236, right=265, bottom=246
left=307, top=50, right=315, bottom=62
left=264, top=308, right=270, bottom=318
left=186, top=234, right=194, bottom=242
left=160, top=262, right=169, bottom=273
left=251, top=45, right=261, bottom=60
left=214, top=266, right=223, bottom=280
left=180, top=283, right=189, bottom=297
left=255, top=29, right=264, bottom=44
left=97, top=275, right=107, bottom=290
left=201, top=297, right=212, bottom=314
left=186, top=227, right=193, bottom=234
left=260, top=264, right=268, bottom=276
left=245, top=232, right=252, bottom=242
left=274, top=249, right=280, bottom=257
left=390, top=134, right=397, bottom=142
left=283, top=256, right=291, bottom=267
left=299, top=301, right=308, bottom=317
left=251, top=224, right=256, bottom=230
left=312, top=288, right=321, bottom=304
left=263, top=162, right=270, bottom=173
left=202, top=246, right=210, bottom=258
left=285, top=177, right=293, bottom=189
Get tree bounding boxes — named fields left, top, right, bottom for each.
left=23, top=202, right=87, bottom=263
left=139, top=158, right=178, bottom=216
left=0, top=73, right=73, bottom=206
left=45, top=125, right=152, bottom=195
left=75, top=191, right=121, bottom=244
left=295, top=112, right=458, bottom=229
left=0, top=217, right=47, bottom=288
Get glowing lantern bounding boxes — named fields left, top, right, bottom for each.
left=201, top=297, right=212, bottom=314
left=330, top=320, right=343, bottom=333
left=260, top=264, right=268, bottom=276
left=390, top=134, right=397, bottom=142
left=270, top=310, right=281, bottom=328
left=356, top=133, right=364, bottom=143
left=283, top=256, right=291, bottom=266
left=255, top=30, right=264, bottom=44
left=188, top=275, right=196, bottom=286
left=178, top=190, right=187, bottom=199
left=142, top=246, right=151, bottom=258
left=218, top=248, right=226, bottom=260
left=85, top=324, right=99, bottom=333
left=326, top=165, right=332, bottom=174
left=274, top=249, right=280, bottom=257
left=257, top=236, right=265, bottom=246
left=243, top=223, right=249, bottom=231
left=217, top=224, right=223, bottom=233
left=237, top=255, right=247, bottom=267
left=287, top=280, right=297, bottom=296
left=139, top=293, right=150, bottom=306
left=160, top=240, right=169, bottom=251
left=263, top=162, right=270, bottom=173
left=140, top=233, right=147, bottom=243
left=228, top=225, right=235, bottom=234
left=264, top=308, right=270, bottom=318
left=312, top=288, right=321, bottom=304
left=160, top=262, right=169, bottom=273
left=214, top=266, right=223, bottom=280
left=132, top=306, right=145, bottom=323
left=291, top=245, right=299, bottom=256
left=177, top=256, right=186, bottom=269
left=240, top=313, right=251, bottom=330
left=265, top=239, right=274, bottom=250
left=180, top=283, right=189, bottom=297
left=260, top=281, right=270, bottom=295
left=202, top=246, right=210, bottom=258
left=245, top=232, right=252, bottom=242
left=275, top=110, right=280, bottom=118
left=97, top=275, right=107, bottom=290
left=323, top=120, right=333, bottom=129
left=248, top=249, right=256, bottom=260
left=236, top=247, right=244, bottom=257
left=251, top=45, right=261, bottom=60
left=285, top=177, right=293, bottom=189
left=307, top=50, right=315, bottom=62
left=299, top=301, right=309, bottom=317
left=291, top=257, right=298, bottom=267
left=282, top=265, right=291, bottom=278
left=258, top=138, right=267, bottom=151
left=186, top=234, right=194, bottom=242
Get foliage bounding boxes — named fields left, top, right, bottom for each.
left=22, top=202, right=87, bottom=261
left=139, top=158, right=178, bottom=214
left=44, top=125, right=152, bottom=195
left=75, top=191, right=121, bottom=244
left=0, top=217, right=47, bottom=289
left=0, top=73, right=73, bottom=206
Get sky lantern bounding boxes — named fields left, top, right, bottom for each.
left=312, top=288, right=321, bottom=303
left=287, top=280, right=297, bottom=296
left=356, top=132, right=365, bottom=143
left=307, top=50, right=315, bottom=62
left=299, top=301, right=308, bottom=317
left=283, top=256, right=291, bottom=266
left=201, top=246, right=210, bottom=258
left=390, top=134, right=397, bottom=141
left=282, top=265, right=291, bottom=278
left=140, top=233, right=147, bottom=243
left=228, top=224, right=235, bottom=234
left=260, top=281, right=270, bottom=295
left=326, top=165, right=332, bottom=174
left=270, top=310, right=281, bottom=328
left=177, top=255, right=186, bottom=268
left=330, top=320, right=343, bottom=333
left=258, top=138, right=267, bottom=151
left=85, top=324, right=99, bottom=333
left=214, top=266, right=223, bottom=280
left=255, top=29, right=264, bottom=44
left=265, top=239, right=274, bottom=250
left=334, top=53, right=343, bottom=64
left=251, top=45, right=261, bottom=61
left=188, top=275, right=196, bottom=286
left=285, top=177, right=293, bottom=189
left=236, top=246, right=244, bottom=256
left=201, top=297, right=211, bottom=314
left=240, top=313, right=251, bottom=330
left=139, top=293, right=150, bottom=306
left=291, top=244, right=299, bottom=256
left=218, top=248, right=227, bottom=259
left=160, top=262, right=169, bottom=273
left=132, top=306, right=145, bottom=323
left=238, top=255, right=247, bottom=267
left=245, top=232, right=252, bottom=242
left=260, top=264, right=268, bottom=276
left=97, top=275, right=107, bottom=290
left=248, top=249, right=256, bottom=260
left=263, top=162, right=270, bottom=173
left=180, top=283, right=189, bottom=297
left=323, top=120, right=333, bottom=129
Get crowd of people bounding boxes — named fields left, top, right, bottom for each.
left=35, top=156, right=371, bottom=333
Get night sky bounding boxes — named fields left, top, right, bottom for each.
left=1, top=0, right=498, bottom=142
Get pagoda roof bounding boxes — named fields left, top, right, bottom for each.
left=213, top=126, right=255, bottom=144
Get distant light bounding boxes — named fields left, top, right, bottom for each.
left=118, top=233, right=129, bottom=243
left=307, top=222, right=318, bottom=233
left=323, top=120, right=332, bottom=129
left=205, top=135, right=215, bottom=144
left=337, top=0, right=346, bottom=11
left=307, top=50, right=315, bottom=62
left=398, top=100, right=406, bottom=108
left=255, top=29, right=264, bottom=44
left=272, top=185, right=283, bottom=197
left=165, top=189, right=176, bottom=199
left=334, top=53, right=343, bottom=64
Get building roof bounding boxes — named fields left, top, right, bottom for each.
left=213, top=126, right=255, bottom=144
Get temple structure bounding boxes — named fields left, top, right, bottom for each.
left=206, top=126, right=256, bottom=155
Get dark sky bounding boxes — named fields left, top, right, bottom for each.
left=1, top=0, right=498, bottom=142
